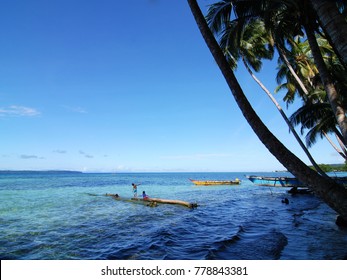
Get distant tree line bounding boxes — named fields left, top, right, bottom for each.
left=315, top=163, right=347, bottom=172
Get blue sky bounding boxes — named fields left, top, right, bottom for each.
left=0, top=0, right=344, bottom=172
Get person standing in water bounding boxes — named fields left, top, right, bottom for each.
left=132, top=183, right=141, bottom=198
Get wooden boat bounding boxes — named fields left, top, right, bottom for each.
left=189, top=178, right=241, bottom=186
left=246, top=175, right=305, bottom=187
left=106, top=194, right=198, bottom=208
left=246, top=175, right=347, bottom=188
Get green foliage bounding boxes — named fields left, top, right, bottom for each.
left=314, top=163, right=347, bottom=172
left=317, top=164, right=333, bottom=172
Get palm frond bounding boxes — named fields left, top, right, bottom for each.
left=206, top=0, right=233, bottom=35
left=289, top=101, right=337, bottom=147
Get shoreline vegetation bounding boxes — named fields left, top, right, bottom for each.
left=278, top=163, right=347, bottom=173
left=312, top=164, right=347, bottom=173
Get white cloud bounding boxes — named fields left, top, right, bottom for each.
left=53, top=149, right=67, bottom=154
left=0, top=105, right=41, bottom=117
left=20, top=154, right=45, bottom=159
left=79, top=150, right=94, bottom=158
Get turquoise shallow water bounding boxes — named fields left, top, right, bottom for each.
left=1, top=171, right=347, bottom=260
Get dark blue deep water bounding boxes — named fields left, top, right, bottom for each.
left=1, top=172, right=346, bottom=260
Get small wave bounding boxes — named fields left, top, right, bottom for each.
left=207, top=228, right=288, bottom=260
left=107, top=245, right=144, bottom=260
left=84, top=193, right=100, bottom=196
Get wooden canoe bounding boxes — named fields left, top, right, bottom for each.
left=245, top=175, right=305, bottom=187
left=246, top=174, right=347, bottom=189
left=189, top=178, right=241, bottom=186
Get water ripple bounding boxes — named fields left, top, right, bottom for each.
left=1, top=172, right=347, bottom=259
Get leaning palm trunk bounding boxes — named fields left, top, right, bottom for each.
left=323, top=131, right=347, bottom=160
left=310, top=0, right=347, bottom=69
left=277, top=45, right=310, bottom=97
left=333, top=127, right=347, bottom=158
left=187, top=0, right=347, bottom=221
left=241, top=56, right=327, bottom=177
left=304, top=21, right=347, bottom=147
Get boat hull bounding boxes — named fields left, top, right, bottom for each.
left=246, top=175, right=347, bottom=188
left=189, top=179, right=241, bottom=186
left=246, top=175, right=305, bottom=187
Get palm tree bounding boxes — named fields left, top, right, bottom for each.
left=218, top=0, right=347, bottom=148
left=206, top=0, right=347, bottom=157
left=214, top=16, right=326, bottom=175
left=276, top=36, right=347, bottom=158
left=310, top=0, right=347, bottom=69
left=207, top=0, right=347, bottom=159
left=187, top=0, right=347, bottom=223
left=303, top=15, right=347, bottom=148
left=275, top=37, right=317, bottom=103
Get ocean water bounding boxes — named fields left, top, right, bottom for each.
left=0, top=171, right=347, bottom=260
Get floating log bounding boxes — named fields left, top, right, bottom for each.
left=106, top=194, right=198, bottom=209
left=146, top=197, right=198, bottom=208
